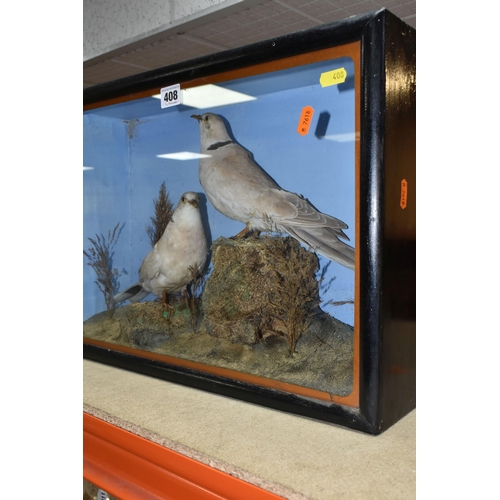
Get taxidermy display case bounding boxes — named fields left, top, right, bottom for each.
left=83, top=8, right=415, bottom=434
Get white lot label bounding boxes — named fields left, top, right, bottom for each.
left=160, top=84, right=181, bottom=108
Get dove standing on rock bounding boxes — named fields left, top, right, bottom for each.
left=192, top=113, right=355, bottom=270
left=114, top=192, right=208, bottom=305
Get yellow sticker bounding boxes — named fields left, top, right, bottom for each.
left=319, top=67, right=347, bottom=87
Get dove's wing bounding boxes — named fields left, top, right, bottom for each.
left=284, top=224, right=355, bottom=270
left=200, top=145, right=281, bottom=221
left=243, top=188, right=355, bottom=269
left=138, top=247, right=162, bottom=282
left=112, top=248, right=161, bottom=303
left=209, top=148, right=350, bottom=234
left=269, top=191, right=354, bottom=268
left=216, top=165, right=356, bottom=268
left=278, top=191, right=348, bottom=231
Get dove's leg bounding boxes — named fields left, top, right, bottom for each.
left=161, top=290, right=175, bottom=315
left=233, top=224, right=252, bottom=239
left=183, top=287, right=199, bottom=333
left=183, top=289, right=190, bottom=309
left=232, top=223, right=261, bottom=239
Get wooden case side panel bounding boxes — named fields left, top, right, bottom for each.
left=379, top=12, right=416, bottom=432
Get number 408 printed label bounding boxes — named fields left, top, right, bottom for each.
left=160, top=84, right=181, bottom=108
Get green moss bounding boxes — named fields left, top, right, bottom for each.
left=202, top=235, right=320, bottom=353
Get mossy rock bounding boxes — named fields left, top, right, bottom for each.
left=202, top=235, right=320, bottom=352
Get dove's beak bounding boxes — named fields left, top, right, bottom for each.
left=191, top=114, right=202, bottom=122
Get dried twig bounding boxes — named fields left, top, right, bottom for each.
left=260, top=237, right=318, bottom=354
left=146, top=182, right=174, bottom=247
left=325, top=299, right=354, bottom=307
left=84, top=223, right=121, bottom=313
left=186, top=264, right=209, bottom=332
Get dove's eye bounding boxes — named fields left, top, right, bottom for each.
left=204, top=116, right=209, bottom=122
left=181, top=196, right=185, bottom=202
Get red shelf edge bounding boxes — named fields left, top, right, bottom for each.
left=83, top=412, right=285, bottom=500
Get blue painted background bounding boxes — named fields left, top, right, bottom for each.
left=84, top=56, right=356, bottom=325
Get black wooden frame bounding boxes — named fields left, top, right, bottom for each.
left=83, top=8, right=416, bottom=434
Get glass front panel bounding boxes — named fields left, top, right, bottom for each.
left=84, top=46, right=359, bottom=403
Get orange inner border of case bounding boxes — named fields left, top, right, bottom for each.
left=84, top=41, right=361, bottom=408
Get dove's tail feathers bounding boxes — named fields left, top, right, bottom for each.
left=128, top=289, right=151, bottom=303
left=284, top=226, right=355, bottom=270
left=114, top=283, right=150, bottom=303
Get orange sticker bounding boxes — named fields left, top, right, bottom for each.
left=297, top=106, right=314, bottom=136
left=400, top=179, right=408, bottom=209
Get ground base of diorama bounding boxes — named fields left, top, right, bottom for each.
left=83, top=299, right=353, bottom=397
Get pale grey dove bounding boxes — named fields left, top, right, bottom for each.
left=192, top=113, right=354, bottom=270
left=114, top=191, right=208, bottom=303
